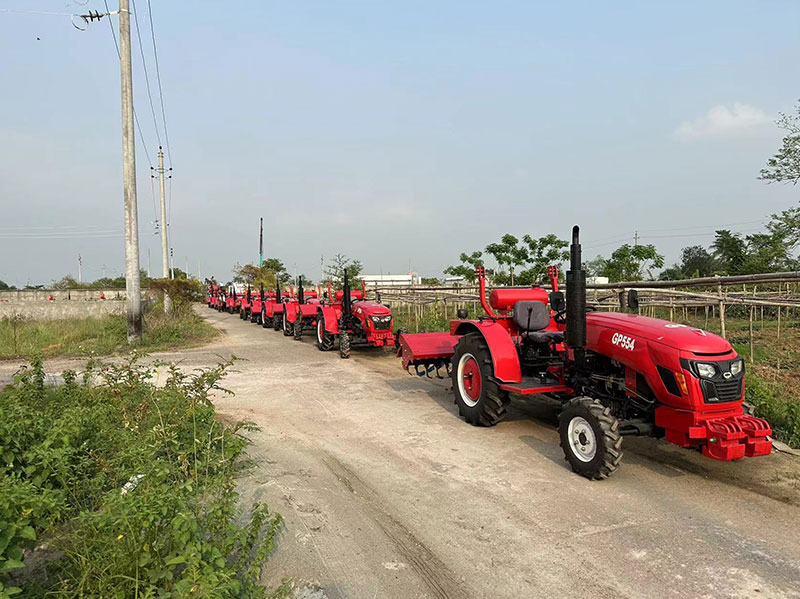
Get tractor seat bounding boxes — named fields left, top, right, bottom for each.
left=512, top=301, right=563, bottom=344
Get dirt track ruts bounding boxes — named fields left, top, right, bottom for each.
left=4, top=307, right=800, bottom=599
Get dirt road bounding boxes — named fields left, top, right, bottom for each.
left=6, top=308, right=800, bottom=598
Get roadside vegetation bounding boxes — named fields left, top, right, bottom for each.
left=0, top=279, right=218, bottom=360
left=0, top=304, right=217, bottom=360
left=0, top=356, right=289, bottom=599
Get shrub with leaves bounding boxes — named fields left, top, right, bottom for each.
left=0, top=356, right=287, bottom=599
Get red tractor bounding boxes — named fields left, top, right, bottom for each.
left=206, top=280, right=221, bottom=309
left=315, top=270, right=395, bottom=358
left=283, top=276, right=321, bottom=339
left=239, top=286, right=254, bottom=320
left=261, top=279, right=293, bottom=331
left=396, top=226, right=772, bottom=479
left=224, top=286, right=239, bottom=314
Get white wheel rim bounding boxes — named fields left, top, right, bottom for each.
left=567, top=416, right=597, bottom=462
left=317, top=319, right=324, bottom=343
left=457, top=353, right=479, bottom=408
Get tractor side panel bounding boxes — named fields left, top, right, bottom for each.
left=453, top=321, right=521, bottom=383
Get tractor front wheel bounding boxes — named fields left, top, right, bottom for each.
left=261, top=307, right=269, bottom=328
left=450, top=333, right=508, bottom=426
left=558, top=397, right=623, bottom=480
left=273, top=314, right=282, bottom=331
left=316, top=315, right=335, bottom=351
left=339, top=330, right=351, bottom=359
left=294, top=319, right=303, bottom=340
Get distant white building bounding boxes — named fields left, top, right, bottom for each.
left=362, top=273, right=421, bottom=287
left=586, top=276, right=609, bottom=285
left=444, top=276, right=466, bottom=285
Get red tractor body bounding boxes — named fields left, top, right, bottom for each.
left=315, top=273, right=395, bottom=358
left=396, top=227, right=772, bottom=478
left=283, top=277, right=322, bottom=339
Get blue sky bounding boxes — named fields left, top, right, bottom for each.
left=1, top=0, right=798, bottom=285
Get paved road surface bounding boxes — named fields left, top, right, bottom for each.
left=5, top=308, right=800, bottom=598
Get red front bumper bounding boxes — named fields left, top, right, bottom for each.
left=656, top=406, right=772, bottom=460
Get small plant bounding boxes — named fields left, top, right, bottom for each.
left=0, top=356, right=287, bottom=598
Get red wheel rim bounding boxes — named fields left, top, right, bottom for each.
left=460, top=355, right=482, bottom=404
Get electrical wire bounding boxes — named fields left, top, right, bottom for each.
left=102, top=0, right=153, bottom=168
left=146, top=0, right=172, bottom=166
left=130, top=0, right=162, bottom=147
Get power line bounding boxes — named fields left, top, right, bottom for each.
left=146, top=0, right=172, bottom=166
left=130, top=0, right=162, bottom=147
left=102, top=0, right=153, bottom=168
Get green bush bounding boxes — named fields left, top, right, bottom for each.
left=746, top=374, right=800, bottom=448
left=0, top=357, right=288, bottom=598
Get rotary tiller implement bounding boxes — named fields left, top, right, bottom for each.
left=396, top=226, right=772, bottom=479
left=315, top=270, right=395, bottom=358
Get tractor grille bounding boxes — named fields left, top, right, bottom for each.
left=370, top=315, right=392, bottom=330
left=700, top=378, right=743, bottom=404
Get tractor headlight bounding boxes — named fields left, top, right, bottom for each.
left=730, top=359, right=744, bottom=377
left=696, top=363, right=717, bottom=379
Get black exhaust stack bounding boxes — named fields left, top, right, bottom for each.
left=298, top=276, right=305, bottom=304
left=342, top=269, right=351, bottom=315
left=275, top=276, right=280, bottom=301
left=565, top=226, right=587, bottom=361
left=259, top=282, right=264, bottom=302
left=246, top=285, right=251, bottom=303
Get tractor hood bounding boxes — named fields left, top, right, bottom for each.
left=354, top=301, right=391, bottom=316
left=586, top=312, right=733, bottom=354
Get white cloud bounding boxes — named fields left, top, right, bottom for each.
left=674, top=103, right=771, bottom=141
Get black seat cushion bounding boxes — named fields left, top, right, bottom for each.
left=523, top=331, right=564, bottom=344
left=513, top=301, right=550, bottom=332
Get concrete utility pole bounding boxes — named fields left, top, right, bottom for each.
left=259, top=217, right=264, bottom=267
left=119, top=0, right=142, bottom=342
left=170, top=247, right=174, bottom=279
left=157, top=147, right=171, bottom=312
left=147, top=248, right=151, bottom=278
left=634, top=230, right=640, bottom=246
left=77, top=254, right=82, bottom=283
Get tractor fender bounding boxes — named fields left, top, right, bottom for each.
left=318, top=305, right=340, bottom=335
left=284, top=302, right=299, bottom=323
left=452, top=321, right=521, bottom=383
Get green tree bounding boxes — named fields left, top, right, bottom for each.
left=485, top=234, right=528, bottom=285
left=444, top=251, right=484, bottom=283
left=517, top=234, right=570, bottom=285
left=660, top=245, right=717, bottom=280
left=712, top=230, right=747, bottom=275
left=601, top=244, right=664, bottom=282
left=0, top=280, right=9, bottom=290
left=323, top=254, right=363, bottom=288
left=233, top=259, right=290, bottom=290
left=760, top=99, right=800, bottom=184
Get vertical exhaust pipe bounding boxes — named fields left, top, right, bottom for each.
left=342, top=269, right=351, bottom=315
left=298, top=276, right=305, bottom=304
left=565, top=226, right=587, bottom=359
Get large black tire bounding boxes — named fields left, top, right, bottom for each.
left=558, top=397, right=623, bottom=480
left=339, top=330, right=351, bottom=359
left=261, top=306, right=269, bottom=328
left=316, top=314, right=335, bottom=351
left=293, top=319, right=303, bottom=340
left=273, top=314, right=282, bottom=331
left=450, top=333, right=509, bottom=426
left=283, top=312, right=294, bottom=336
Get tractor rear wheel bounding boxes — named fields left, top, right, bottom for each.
left=558, top=397, right=623, bottom=480
left=294, top=319, right=303, bottom=340
left=283, top=313, right=293, bottom=336
left=450, top=333, right=509, bottom=426
left=316, top=315, right=335, bottom=351
left=273, top=314, right=282, bottom=331
left=339, top=330, right=351, bottom=359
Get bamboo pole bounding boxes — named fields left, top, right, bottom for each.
left=718, top=283, right=726, bottom=339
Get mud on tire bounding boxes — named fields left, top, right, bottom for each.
left=450, top=333, right=509, bottom=426
left=558, top=397, right=623, bottom=480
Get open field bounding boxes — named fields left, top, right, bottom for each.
left=0, top=306, right=218, bottom=360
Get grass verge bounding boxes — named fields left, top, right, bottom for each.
left=0, top=304, right=218, bottom=360
left=0, top=356, right=289, bottom=599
